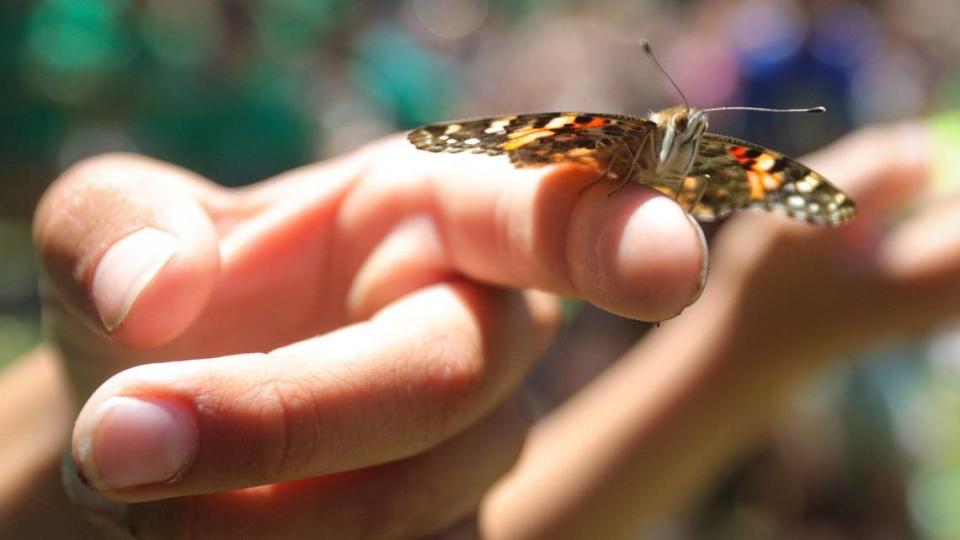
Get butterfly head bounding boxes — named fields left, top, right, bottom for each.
left=649, top=106, right=709, bottom=177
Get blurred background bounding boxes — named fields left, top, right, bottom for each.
left=2, top=0, right=960, bottom=538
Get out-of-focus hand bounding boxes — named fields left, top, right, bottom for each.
left=698, top=121, right=958, bottom=361
left=34, top=136, right=706, bottom=538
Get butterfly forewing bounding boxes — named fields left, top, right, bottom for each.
left=407, top=113, right=656, bottom=172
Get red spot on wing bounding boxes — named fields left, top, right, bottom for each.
left=574, top=117, right=611, bottom=128
left=729, top=146, right=752, bottom=164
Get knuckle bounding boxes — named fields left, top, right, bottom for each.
left=249, top=372, right=318, bottom=483
left=409, top=328, right=491, bottom=436
left=424, top=329, right=488, bottom=398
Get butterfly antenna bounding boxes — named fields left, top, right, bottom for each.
left=639, top=39, right=690, bottom=110
left=702, top=105, right=827, bottom=114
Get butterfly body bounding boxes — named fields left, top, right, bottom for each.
left=408, top=106, right=856, bottom=225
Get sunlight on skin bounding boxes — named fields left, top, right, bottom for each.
left=9, top=122, right=956, bottom=539
left=23, top=135, right=704, bottom=538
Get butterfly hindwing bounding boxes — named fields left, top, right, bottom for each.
left=407, top=113, right=656, bottom=170
left=689, top=133, right=856, bottom=225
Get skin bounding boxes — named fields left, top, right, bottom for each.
left=482, top=121, right=960, bottom=539
left=2, top=121, right=953, bottom=539
left=8, top=135, right=704, bottom=539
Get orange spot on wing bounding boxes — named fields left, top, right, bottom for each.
left=746, top=170, right=766, bottom=200
left=760, top=171, right=782, bottom=190
left=755, top=152, right=776, bottom=171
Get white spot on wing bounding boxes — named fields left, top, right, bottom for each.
left=755, top=153, right=775, bottom=171
left=796, top=176, right=819, bottom=194
left=545, top=115, right=576, bottom=129
left=484, top=118, right=513, bottom=134
left=787, top=195, right=806, bottom=208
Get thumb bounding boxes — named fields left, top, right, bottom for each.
left=34, top=154, right=220, bottom=348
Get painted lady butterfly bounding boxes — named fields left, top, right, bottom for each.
left=407, top=44, right=855, bottom=225
left=408, top=107, right=855, bottom=225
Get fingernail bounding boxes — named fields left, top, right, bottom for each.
left=686, top=213, right=710, bottom=306
left=92, top=228, right=179, bottom=332
left=76, top=396, right=197, bottom=491
left=62, top=451, right=133, bottom=537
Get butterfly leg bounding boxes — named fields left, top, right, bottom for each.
left=606, top=163, right=633, bottom=196
left=578, top=147, right=624, bottom=195
left=607, top=131, right=653, bottom=196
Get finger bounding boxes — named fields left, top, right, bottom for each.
left=72, top=280, right=558, bottom=501
left=881, top=195, right=960, bottom=279
left=34, top=154, right=222, bottom=348
left=127, top=393, right=530, bottom=540
left=115, top=393, right=529, bottom=540
left=718, top=122, right=935, bottom=261
left=804, top=121, right=933, bottom=253
left=240, top=136, right=707, bottom=322
left=857, top=196, right=960, bottom=338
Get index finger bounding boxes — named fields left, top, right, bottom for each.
left=247, top=136, right=708, bottom=322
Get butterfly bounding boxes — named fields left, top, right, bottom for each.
left=407, top=105, right=855, bottom=225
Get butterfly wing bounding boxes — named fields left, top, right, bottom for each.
left=689, top=134, right=856, bottom=225
left=408, top=113, right=656, bottom=170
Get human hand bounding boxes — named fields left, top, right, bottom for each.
left=477, top=122, right=960, bottom=540
left=34, top=136, right=706, bottom=538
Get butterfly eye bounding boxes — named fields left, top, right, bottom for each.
left=675, top=117, right=688, bottom=131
